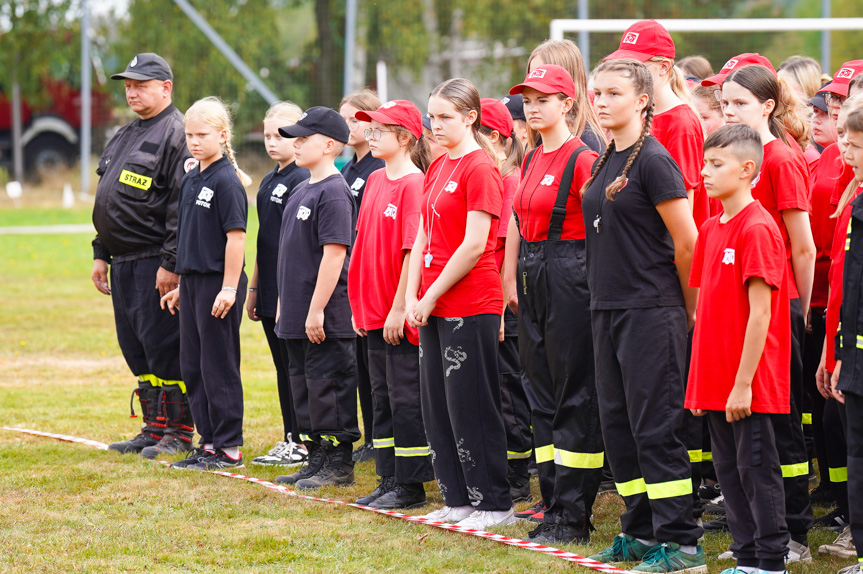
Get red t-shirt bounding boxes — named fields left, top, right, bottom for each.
left=826, top=143, right=857, bottom=206
left=494, top=170, right=519, bottom=270
left=420, top=149, right=504, bottom=317
left=686, top=201, right=791, bottom=413
left=751, top=138, right=810, bottom=300
left=652, top=104, right=709, bottom=229
left=512, top=137, right=597, bottom=243
left=809, top=145, right=846, bottom=310
left=348, top=169, right=422, bottom=345
left=826, top=183, right=863, bottom=371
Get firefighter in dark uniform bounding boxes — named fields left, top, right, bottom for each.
left=90, top=53, right=195, bottom=458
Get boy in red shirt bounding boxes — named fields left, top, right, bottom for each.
left=686, top=124, right=790, bottom=574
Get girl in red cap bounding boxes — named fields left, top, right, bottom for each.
left=581, top=59, right=705, bottom=573
left=407, top=78, right=514, bottom=530
left=503, top=63, right=602, bottom=545
left=348, top=99, right=435, bottom=510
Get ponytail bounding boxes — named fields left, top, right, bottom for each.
left=501, top=130, right=525, bottom=178
left=391, top=125, right=431, bottom=173
left=225, top=141, right=253, bottom=187
left=775, top=77, right=811, bottom=150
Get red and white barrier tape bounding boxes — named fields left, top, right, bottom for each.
left=1, top=426, right=626, bottom=574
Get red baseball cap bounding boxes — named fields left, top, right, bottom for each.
left=701, top=53, right=776, bottom=86
left=818, top=60, right=863, bottom=97
left=479, top=98, right=514, bottom=137
left=604, top=20, right=675, bottom=62
left=355, top=99, right=423, bottom=140
left=509, top=64, right=576, bottom=98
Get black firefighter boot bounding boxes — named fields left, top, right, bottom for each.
left=109, top=380, right=164, bottom=453
left=508, top=458, right=532, bottom=502
left=295, top=441, right=356, bottom=490
left=141, top=384, right=194, bottom=459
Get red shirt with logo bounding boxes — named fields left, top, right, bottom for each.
left=651, top=104, right=709, bottom=229
left=494, top=170, right=519, bottom=270
left=420, top=149, right=504, bottom=317
left=685, top=200, right=790, bottom=413
left=512, top=137, right=597, bottom=243
left=809, top=144, right=846, bottom=310
left=751, top=138, right=810, bottom=300
left=349, top=169, right=422, bottom=343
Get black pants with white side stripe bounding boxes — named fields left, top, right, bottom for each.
left=179, top=272, right=246, bottom=448
left=419, top=314, right=512, bottom=511
left=366, top=329, right=434, bottom=484
left=284, top=337, right=361, bottom=447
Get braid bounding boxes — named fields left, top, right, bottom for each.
left=606, top=104, right=654, bottom=201
left=580, top=140, right=615, bottom=197
left=225, top=139, right=252, bottom=187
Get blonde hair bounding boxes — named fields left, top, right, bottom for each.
left=340, top=89, right=381, bottom=113
left=526, top=39, right=606, bottom=149
left=778, top=56, right=823, bottom=99
left=832, top=94, right=863, bottom=218
left=185, top=96, right=252, bottom=187
left=677, top=56, right=714, bottom=80
left=265, top=100, right=303, bottom=126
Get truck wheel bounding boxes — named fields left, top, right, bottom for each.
left=24, top=133, right=75, bottom=182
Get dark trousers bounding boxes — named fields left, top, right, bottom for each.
left=259, top=316, right=298, bottom=442
left=110, top=255, right=182, bottom=382
left=773, top=299, right=813, bottom=538
left=803, top=309, right=829, bottom=489
left=842, top=391, right=863, bottom=558
left=419, top=314, right=512, bottom=511
left=357, top=337, right=374, bottom=442
left=498, top=317, right=533, bottom=463
left=284, top=337, right=361, bottom=446
left=517, top=239, right=601, bottom=529
left=708, top=412, right=789, bottom=571
left=366, top=329, right=434, bottom=484
left=592, top=306, right=701, bottom=545
left=179, top=273, right=246, bottom=448
left=683, top=328, right=704, bottom=519
left=828, top=399, right=849, bottom=519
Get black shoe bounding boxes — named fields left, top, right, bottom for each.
left=703, top=494, right=726, bottom=514
left=597, top=480, right=617, bottom=495
left=276, top=444, right=326, bottom=485
left=809, top=484, right=837, bottom=505
left=356, top=475, right=396, bottom=506
left=703, top=515, right=729, bottom=532
left=697, top=481, right=721, bottom=503
left=140, top=435, right=193, bottom=460
left=814, top=508, right=848, bottom=532
left=507, top=459, right=532, bottom=503
left=352, top=442, right=374, bottom=462
left=371, top=482, right=427, bottom=509
left=528, top=521, right=590, bottom=545
left=170, top=447, right=213, bottom=469
left=189, top=449, right=244, bottom=471
left=108, top=432, right=160, bottom=454
left=515, top=501, right=544, bottom=521
left=296, top=443, right=355, bottom=489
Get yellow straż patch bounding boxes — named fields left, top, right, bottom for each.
left=119, top=170, right=152, bottom=190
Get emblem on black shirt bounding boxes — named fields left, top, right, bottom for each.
left=184, top=158, right=199, bottom=173
left=196, top=187, right=214, bottom=208
left=350, top=178, right=365, bottom=195
left=297, top=206, right=311, bottom=220
left=271, top=183, right=288, bottom=204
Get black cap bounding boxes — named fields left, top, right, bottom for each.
left=421, top=113, right=432, bottom=131
left=279, top=106, right=350, bottom=143
left=810, top=92, right=828, bottom=113
left=500, top=94, right=525, bottom=122
left=111, top=53, right=173, bottom=81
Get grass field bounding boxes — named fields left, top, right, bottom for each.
left=0, top=201, right=852, bottom=573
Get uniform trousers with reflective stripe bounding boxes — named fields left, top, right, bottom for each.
left=179, top=273, right=246, bottom=448
left=772, top=299, right=813, bottom=538
left=518, top=239, right=602, bottom=529
left=840, top=391, right=863, bottom=558
left=829, top=399, right=850, bottom=520
left=366, top=329, right=434, bottom=484
left=284, top=337, right=361, bottom=447
left=419, top=314, right=512, bottom=511
left=592, top=306, right=702, bottom=545
left=708, top=412, right=789, bottom=570
left=499, top=309, right=533, bottom=464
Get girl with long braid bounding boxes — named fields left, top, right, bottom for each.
left=582, top=60, right=704, bottom=573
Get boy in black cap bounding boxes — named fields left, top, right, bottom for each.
left=501, top=94, right=528, bottom=148
left=273, top=107, right=362, bottom=489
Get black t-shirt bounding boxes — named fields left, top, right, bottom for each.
left=581, top=136, right=688, bottom=310
left=580, top=123, right=607, bottom=155
left=255, top=162, right=311, bottom=317
left=341, top=152, right=385, bottom=206
left=175, top=155, right=248, bottom=275
left=275, top=173, right=356, bottom=339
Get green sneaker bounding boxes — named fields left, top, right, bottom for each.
left=631, top=542, right=707, bottom=573
left=588, top=534, right=652, bottom=563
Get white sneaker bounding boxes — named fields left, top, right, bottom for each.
left=251, top=438, right=308, bottom=467
left=786, top=539, right=813, bottom=563
left=820, top=526, right=857, bottom=559
left=454, top=507, right=517, bottom=530
left=417, top=505, right=476, bottom=523
left=838, top=564, right=863, bottom=574
left=717, top=548, right=734, bottom=560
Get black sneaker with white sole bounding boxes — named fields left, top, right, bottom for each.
left=188, top=449, right=244, bottom=471
left=170, top=447, right=213, bottom=469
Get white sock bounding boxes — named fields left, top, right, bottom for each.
left=636, top=538, right=658, bottom=546
left=222, top=446, right=240, bottom=459
left=679, top=544, right=697, bottom=554
left=204, top=443, right=214, bottom=451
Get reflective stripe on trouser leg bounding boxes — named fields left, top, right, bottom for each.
left=593, top=307, right=701, bottom=545
left=367, top=330, right=396, bottom=477
left=825, top=398, right=850, bottom=519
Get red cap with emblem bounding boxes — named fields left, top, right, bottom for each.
left=509, top=64, right=576, bottom=99
left=701, top=53, right=776, bottom=87
left=818, top=60, right=863, bottom=97
left=603, top=20, right=675, bottom=62
left=355, top=100, right=423, bottom=140
left=479, top=98, right=514, bottom=137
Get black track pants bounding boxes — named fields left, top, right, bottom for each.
left=357, top=336, right=374, bottom=441
left=419, top=314, right=512, bottom=511
left=842, top=391, right=863, bottom=558
left=499, top=310, right=533, bottom=463
left=592, top=306, right=702, bottom=545
left=260, top=316, right=298, bottom=442
left=802, top=310, right=828, bottom=488
left=366, top=329, right=434, bottom=484
left=284, top=337, right=361, bottom=447
left=828, top=399, right=849, bottom=519
left=709, top=412, right=789, bottom=570
left=179, top=273, right=246, bottom=448
left=517, top=238, right=602, bottom=529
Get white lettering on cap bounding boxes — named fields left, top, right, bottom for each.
left=299, top=112, right=308, bottom=121
left=382, top=101, right=397, bottom=108
left=501, top=97, right=510, bottom=104
left=528, top=69, right=546, bottom=79
left=622, top=32, right=640, bottom=45
left=130, top=56, right=138, bottom=67
left=722, top=59, right=739, bottom=71
left=837, top=67, right=856, bottom=79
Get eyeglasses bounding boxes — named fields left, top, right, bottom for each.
left=825, top=92, right=845, bottom=107
left=363, top=128, right=395, bottom=141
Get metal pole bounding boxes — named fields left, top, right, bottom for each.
left=172, top=0, right=278, bottom=104
left=821, top=0, right=831, bottom=73
left=344, top=0, right=357, bottom=96
left=579, top=0, right=590, bottom=69
left=80, top=0, right=91, bottom=195
left=376, top=60, right=387, bottom=103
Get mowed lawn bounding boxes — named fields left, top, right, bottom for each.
left=0, top=204, right=848, bottom=573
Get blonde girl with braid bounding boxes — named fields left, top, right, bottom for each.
left=161, top=96, right=250, bottom=470
left=581, top=59, right=704, bottom=573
